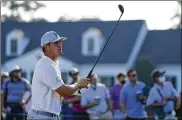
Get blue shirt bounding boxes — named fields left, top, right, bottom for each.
left=2, top=78, right=31, bottom=103
left=120, top=81, right=147, bottom=118
left=147, top=81, right=179, bottom=113
left=81, top=83, right=110, bottom=114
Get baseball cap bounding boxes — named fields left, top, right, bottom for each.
left=41, top=31, right=67, bottom=47
left=69, top=67, right=79, bottom=76
left=151, top=69, right=166, bottom=79
left=9, top=65, right=22, bottom=73
left=1, top=72, right=9, bottom=77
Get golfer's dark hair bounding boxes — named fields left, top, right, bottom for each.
left=127, top=68, right=136, bottom=76
left=117, top=72, right=125, bottom=79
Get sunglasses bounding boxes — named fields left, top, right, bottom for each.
left=130, top=74, right=137, bottom=77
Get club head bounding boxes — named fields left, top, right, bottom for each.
left=118, top=4, right=124, bottom=14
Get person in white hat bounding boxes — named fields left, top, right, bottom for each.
left=27, top=31, right=89, bottom=120
left=1, top=65, right=31, bottom=120
left=62, top=67, right=89, bottom=120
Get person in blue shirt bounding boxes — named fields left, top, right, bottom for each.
left=2, top=65, right=31, bottom=120
left=120, top=68, right=147, bottom=120
left=146, top=69, right=179, bottom=120
left=81, top=74, right=113, bottom=120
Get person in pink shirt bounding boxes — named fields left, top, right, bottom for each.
left=63, top=68, right=89, bottom=120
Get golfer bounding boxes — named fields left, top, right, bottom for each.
left=27, top=31, right=89, bottom=120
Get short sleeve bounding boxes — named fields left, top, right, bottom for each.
left=2, top=80, right=9, bottom=93
left=110, top=88, right=115, bottom=101
left=146, top=89, right=156, bottom=106
left=41, top=65, right=64, bottom=90
left=166, top=81, right=179, bottom=97
left=120, top=87, right=127, bottom=103
left=104, top=87, right=111, bottom=99
left=22, top=78, right=31, bottom=92
left=172, top=88, right=179, bottom=97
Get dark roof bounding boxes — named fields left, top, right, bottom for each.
left=137, top=29, right=181, bottom=64
left=1, top=20, right=144, bottom=64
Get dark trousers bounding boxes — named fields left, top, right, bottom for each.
left=5, top=103, right=26, bottom=120
left=126, top=117, right=147, bottom=120
left=73, top=111, right=89, bottom=120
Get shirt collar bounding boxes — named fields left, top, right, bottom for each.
left=154, top=82, right=165, bottom=89
left=42, top=55, right=59, bottom=65
left=128, top=80, right=139, bottom=86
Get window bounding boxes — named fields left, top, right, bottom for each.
left=100, top=76, right=115, bottom=88
left=82, top=28, right=105, bottom=56
left=10, top=39, right=18, bottom=54
left=88, top=37, right=94, bottom=53
left=165, top=76, right=177, bottom=89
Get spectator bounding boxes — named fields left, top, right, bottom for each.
left=1, top=72, right=9, bottom=89
left=81, top=74, right=113, bottom=120
left=2, top=65, right=31, bottom=120
left=120, top=68, right=147, bottom=120
left=1, top=72, right=9, bottom=120
left=62, top=67, right=89, bottom=120
left=147, top=69, right=179, bottom=120
left=175, top=91, right=182, bottom=120
left=110, top=72, right=126, bottom=120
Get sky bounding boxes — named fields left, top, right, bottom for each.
left=1, top=1, right=180, bottom=30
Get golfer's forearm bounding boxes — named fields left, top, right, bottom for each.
left=55, top=84, right=79, bottom=97
left=120, top=102, right=126, bottom=113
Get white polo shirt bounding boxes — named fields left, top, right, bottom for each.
left=31, top=56, right=64, bottom=115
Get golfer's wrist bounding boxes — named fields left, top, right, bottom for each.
left=74, top=83, right=80, bottom=90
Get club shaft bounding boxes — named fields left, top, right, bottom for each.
left=78, top=13, right=123, bottom=94
left=89, top=13, right=123, bottom=74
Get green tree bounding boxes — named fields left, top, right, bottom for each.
left=79, top=17, right=101, bottom=21
left=171, top=1, right=181, bottom=29
left=1, top=1, right=46, bottom=22
left=134, top=58, right=156, bottom=89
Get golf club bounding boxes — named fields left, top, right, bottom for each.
left=78, top=4, right=124, bottom=94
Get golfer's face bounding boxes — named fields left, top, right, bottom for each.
left=49, top=40, right=62, bottom=56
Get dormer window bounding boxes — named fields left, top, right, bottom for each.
left=82, top=27, right=105, bottom=56
left=87, top=37, right=95, bottom=54
left=6, top=29, right=30, bottom=56
left=10, top=38, right=18, bottom=55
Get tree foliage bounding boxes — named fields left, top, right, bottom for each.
left=134, top=58, right=156, bottom=89
left=171, top=1, right=181, bottom=29
left=1, top=1, right=46, bottom=22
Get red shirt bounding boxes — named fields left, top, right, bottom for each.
left=64, top=95, right=86, bottom=112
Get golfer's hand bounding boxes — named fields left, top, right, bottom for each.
left=76, top=78, right=90, bottom=88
